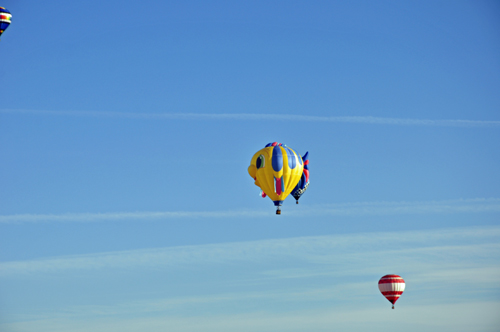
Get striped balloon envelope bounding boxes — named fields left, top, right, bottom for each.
left=0, top=7, right=12, bottom=39
left=378, top=274, right=405, bottom=309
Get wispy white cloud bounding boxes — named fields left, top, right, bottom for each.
left=0, top=210, right=268, bottom=224
left=2, top=108, right=500, bottom=127
left=1, top=198, right=499, bottom=224
left=307, top=197, right=500, bottom=216
left=1, top=225, right=499, bottom=276
left=2, top=226, right=499, bottom=332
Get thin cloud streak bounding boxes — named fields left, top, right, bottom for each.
left=2, top=109, right=500, bottom=127
left=311, top=197, right=500, bottom=217
left=1, top=198, right=499, bottom=224
left=1, top=225, right=499, bottom=276
left=0, top=210, right=268, bottom=224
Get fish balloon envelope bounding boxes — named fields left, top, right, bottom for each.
left=248, top=142, right=308, bottom=212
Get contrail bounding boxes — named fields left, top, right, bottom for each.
left=0, top=210, right=268, bottom=224
left=2, top=109, right=499, bottom=127
left=1, top=198, right=499, bottom=224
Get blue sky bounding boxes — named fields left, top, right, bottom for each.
left=1, top=1, right=500, bottom=331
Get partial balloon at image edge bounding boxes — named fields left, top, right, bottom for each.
left=0, top=6, right=12, bottom=40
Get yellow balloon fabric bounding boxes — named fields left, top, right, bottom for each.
left=248, top=142, right=304, bottom=208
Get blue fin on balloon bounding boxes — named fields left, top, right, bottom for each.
left=302, top=152, right=309, bottom=169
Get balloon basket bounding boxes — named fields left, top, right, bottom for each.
left=276, top=209, right=281, bottom=215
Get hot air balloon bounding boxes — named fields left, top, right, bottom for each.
left=378, top=274, right=405, bottom=309
left=0, top=7, right=12, bottom=39
left=290, top=151, right=309, bottom=204
left=248, top=142, right=309, bottom=214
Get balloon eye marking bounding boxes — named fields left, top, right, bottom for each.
left=256, top=155, right=265, bottom=169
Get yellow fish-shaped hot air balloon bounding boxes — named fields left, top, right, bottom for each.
left=248, top=142, right=307, bottom=214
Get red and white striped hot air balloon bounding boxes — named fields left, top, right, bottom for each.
left=378, top=274, right=405, bottom=309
